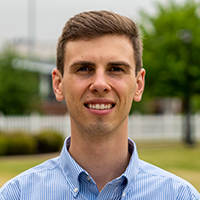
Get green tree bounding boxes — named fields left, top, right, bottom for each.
left=0, top=47, right=40, bottom=114
left=140, top=0, right=200, bottom=144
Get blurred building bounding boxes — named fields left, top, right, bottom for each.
left=10, top=38, right=56, bottom=59
left=12, top=58, right=67, bottom=115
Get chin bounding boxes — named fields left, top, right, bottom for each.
left=83, top=122, right=114, bottom=135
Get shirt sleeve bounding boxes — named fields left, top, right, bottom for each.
left=176, top=184, right=200, bottom=200
left=0, top=180, right=21, bottom=200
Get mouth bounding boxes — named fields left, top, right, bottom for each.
left=84, top=103, right=115, bottom=110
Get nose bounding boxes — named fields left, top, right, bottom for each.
left=89, top=70, right=111, bottom=94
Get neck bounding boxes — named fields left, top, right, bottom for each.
left=68, top=122, right=130, bottom=191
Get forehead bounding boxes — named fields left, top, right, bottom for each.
left=64, top=35, right=135, bottom=65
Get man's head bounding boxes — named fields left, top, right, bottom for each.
left=56, top=10, right=143, bottom=76
left=53, top=12, right=145, bottom=136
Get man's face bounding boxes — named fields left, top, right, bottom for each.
left=53, top=35, right=145, bottom=137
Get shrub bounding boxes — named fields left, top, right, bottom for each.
left=0, top=130, right=64, bottom=155
left=35, top=130, right=64, bottom=153
left=7, top=132, right=37, bottom=155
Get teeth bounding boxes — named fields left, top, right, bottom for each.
left=87, top=104, right=112, bottom=110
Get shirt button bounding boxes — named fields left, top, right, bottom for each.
left=87, top=176, right=91, bottom=181
left=122, top=192, right=126, bottom=197
left=74, top=188, right=78, bottom=193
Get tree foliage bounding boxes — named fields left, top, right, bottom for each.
left=140, top=0, right=200, bottom=113
left=0, top=47, right=40, bottom=115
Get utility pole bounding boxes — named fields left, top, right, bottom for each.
left=28, top=0, right=36, bottom=56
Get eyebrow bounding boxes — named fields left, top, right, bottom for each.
left=69, top=60, right=131, bottom=69
left=70, top=61, right=95, bottom=68
left=107, top=61, right=131, bottom=68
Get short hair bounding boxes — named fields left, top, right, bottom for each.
left=57, top=10, right=143, bottom=76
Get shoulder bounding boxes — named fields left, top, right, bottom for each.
left=0, top=156, right=60, bottom=199
left=137, top=159, right=200, bottom=199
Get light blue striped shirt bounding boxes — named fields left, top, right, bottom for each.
left=0, top=137, right=199, bottom=200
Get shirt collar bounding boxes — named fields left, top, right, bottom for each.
left=59, top=137, right=84, bottom=197
left=59, top=136, right=139, bottom=197
left=122, top=138, right=139, bottom=192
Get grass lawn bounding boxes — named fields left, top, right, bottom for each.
left=0, top=141, right=200, bottom=192
left=0, top=153, right=59, bottom=187
left=136, top=141, right=200, bottom=192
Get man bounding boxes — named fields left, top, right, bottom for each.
left=0, top=11, right=199, bottom=200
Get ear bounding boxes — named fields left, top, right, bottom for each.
left=133, top=68, right=145, bottom=102
left=52, top=68, right=65, bottom=101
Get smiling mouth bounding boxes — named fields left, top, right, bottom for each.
left=85, top=103, right=115, bottom=110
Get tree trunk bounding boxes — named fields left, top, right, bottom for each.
left=183, top=93, right=194, bottom=145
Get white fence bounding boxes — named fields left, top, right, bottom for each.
left=0, top=114, right=200, bottom=141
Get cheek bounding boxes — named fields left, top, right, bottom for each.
left=124, top=83, right=136, bottom=108
left=63, top=79, right=86, bottom=104
left=119, top=80, right=135, bottom=99
left=114, top=87, right=132, bottom=113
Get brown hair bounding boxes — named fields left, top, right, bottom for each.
left=57, top=10, right=143, bottom=76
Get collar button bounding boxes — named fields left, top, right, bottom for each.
left=122, top=192, right=126, bottom=197
left=74, top=188, right=78, bottom=193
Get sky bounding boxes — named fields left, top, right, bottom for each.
left=0, top=0, right=189, bottom=51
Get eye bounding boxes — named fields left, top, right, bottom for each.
left=109, top=66, right=124, bottom=72
left=75, top=64, right=95, bottom=75
left=77, top=66, right=92, bottom=72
